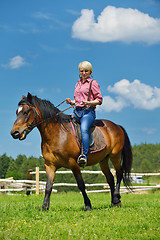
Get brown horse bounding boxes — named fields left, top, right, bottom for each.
left=11, top=92, right=132, bottom=211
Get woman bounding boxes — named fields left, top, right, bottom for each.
left=66, top=61, right=103, bottom=166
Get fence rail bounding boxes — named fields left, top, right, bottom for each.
left=30, top=170, right=160, bottom=176
left=0, top=167, right=160, bottom=194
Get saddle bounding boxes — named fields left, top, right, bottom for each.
left=71, top=117, right=107, bottom=153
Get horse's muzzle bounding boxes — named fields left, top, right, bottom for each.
left=10, top=130, right=21, bottom=139
left=10, top=129, right=27, bottom=140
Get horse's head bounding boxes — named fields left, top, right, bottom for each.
left=10, top=92, right=40, bottom=140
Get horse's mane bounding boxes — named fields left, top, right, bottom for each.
left=18, top=95, right=71, bottom=124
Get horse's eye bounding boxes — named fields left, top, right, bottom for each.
left=24, top=109, right=30, bottom=115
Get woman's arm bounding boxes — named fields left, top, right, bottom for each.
left=82, top=99, right=101, bottom=107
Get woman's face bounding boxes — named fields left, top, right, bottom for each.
left=79, top=68, right=91, bottom=81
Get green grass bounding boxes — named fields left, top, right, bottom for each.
left=0, top=191, right=160, bottom=240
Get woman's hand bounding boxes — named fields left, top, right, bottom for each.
left=66, top=98, right=75, bottom=105
left=66, top=98, right=71, bottom=104
left=82, top=100, right=91, bottom=107
left=83, top=99, right=101, bottom=107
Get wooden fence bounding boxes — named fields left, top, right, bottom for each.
left=0, top=167, right=160, bottom=195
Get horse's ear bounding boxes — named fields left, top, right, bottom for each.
left=21, top=95, right=25, bottom=100
left=27, top=92, right=32, bottom=104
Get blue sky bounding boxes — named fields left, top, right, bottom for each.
left=1, top=0, right=160, bottom=158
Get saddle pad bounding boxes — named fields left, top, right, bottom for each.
left=70, top=120, right=107, bottom=154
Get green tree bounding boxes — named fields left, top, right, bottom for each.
left=0, top=154, right=12, bottom=178
left=139, top=159, right=153, bottom=173
left=132, top=143, right=160, bottom=173
left=6, top=158, right=21, bottom=179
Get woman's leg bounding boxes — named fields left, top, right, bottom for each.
left=80, top=109, right=95, bottom=157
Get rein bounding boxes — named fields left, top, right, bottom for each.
left=25, top=80, right=93, bottom=132
left=25, top=101, right=74, bottom=132
left=55, top=100, right=74, bottom=115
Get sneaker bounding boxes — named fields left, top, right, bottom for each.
left=77, top=154, right=87, bottom=166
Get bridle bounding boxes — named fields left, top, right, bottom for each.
left=20, top=79, right=93, bottom=134
left=20, top=105, right=41, bottom=135
left=22, top=100, right=74, bottom=133
left=21, top=79, right=93, bottom=133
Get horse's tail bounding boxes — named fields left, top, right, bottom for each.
left=120, top=126, right=133, bottom=188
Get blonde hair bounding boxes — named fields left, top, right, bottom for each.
left=78, top=61, right=93, bottom=74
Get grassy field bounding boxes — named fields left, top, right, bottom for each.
left=0, top=191, right=159, bottom=240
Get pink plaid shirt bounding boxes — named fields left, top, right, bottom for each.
left=74, top=77, right=103, bottom=108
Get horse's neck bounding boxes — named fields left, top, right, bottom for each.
left=38, top=120, right=70, bottom=146
left=38, top=121, right=71, bottom=160
left=38, top=120, right=58, bottom=137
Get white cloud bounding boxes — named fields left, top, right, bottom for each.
left=142, top=128, right=157, bottom=135
left=52, top=88, right=62, bottom=94
left=36, top=88, right=45, bottom=94
left=66, top=9, right=80, bottom=16
left=98, top=79, right=160, bottom=112
left=32, top=12, right=52, bottom=20
left=32, top=11, right=70, bottom=28
left=97, top=96, right=128, bottom=112
left=72, top=6, right=160, bottom=44
left=1, top=56, right=27, bottom=69
left=40, top=44, right=59, bottom=52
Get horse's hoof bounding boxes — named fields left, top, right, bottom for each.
left=85, top=206, right=92, bottom=211
left=39, top=207, right=45, bottom=211
left=41, top=205, right=49, bottom=211
left=111, top=201, right=121, bottom=208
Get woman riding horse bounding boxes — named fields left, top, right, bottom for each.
left=66, top=61, right=103, bottom=166
left=10, top=92, right=132, bottom=211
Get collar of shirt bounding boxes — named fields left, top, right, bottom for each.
left=79, top=77, right=92, bottom=84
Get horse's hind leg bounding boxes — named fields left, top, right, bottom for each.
left=110, top=154, right=123, bottom=207
left=99, top=156, right=115, bottom=206
left=71, top=164, right=92, bottom=211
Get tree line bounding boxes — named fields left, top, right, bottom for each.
left=0, top=143, right=160, bottom=182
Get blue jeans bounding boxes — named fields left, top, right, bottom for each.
left=73, top=107, right=96, bottom=156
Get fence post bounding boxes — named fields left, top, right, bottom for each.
left=26, top=169, right=32, bottom=195
left=0, top=181, right=7, bottom=194
left=36, top=167, right=39, bottom=195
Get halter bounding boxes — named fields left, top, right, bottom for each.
left=23, top=101, right=74, bottom=132
left=23, top=105, right=41, bottom=133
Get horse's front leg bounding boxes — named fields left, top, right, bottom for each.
left=71, top=163, right=92, bottom=211
left=41, top=164, right=56, bottom=211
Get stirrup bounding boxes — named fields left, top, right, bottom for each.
left=77, top=154, right=87, bottom=166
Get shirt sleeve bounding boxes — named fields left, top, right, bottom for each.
left=74, top=82, right=78, bottom=100
left=91, top=80, right=103, bottom=105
